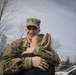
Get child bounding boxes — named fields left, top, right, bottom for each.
left=22, top=33, right=51, bottom=53
left=20, top=33, right=59, bottom=75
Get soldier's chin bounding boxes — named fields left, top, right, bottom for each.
left=29, top=36, right=33, bottom=40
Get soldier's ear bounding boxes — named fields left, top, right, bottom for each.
left=25, top=28, right=27, bottom=31
left=38, top=29, right=40, bottom=33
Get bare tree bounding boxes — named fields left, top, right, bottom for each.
left=52, top=38, right=61, bottom=52
left=65, top=56, right=70, bottom=65
left=0, top=0, right=16, bottom=34
left=17, top=24, right=25, bottom=38
left=0, top=0, right=8, bottom=20
left=0, top=0, right=15, bottom=21
left=17, top=21, right=25, bottom=38
left=74, top=56, right=76, bottom=65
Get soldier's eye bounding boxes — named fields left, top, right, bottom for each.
left=27, top=26, right=37, bottom=30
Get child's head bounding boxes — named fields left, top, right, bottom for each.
left=30, top=34, right=44, bottom=47
left=30, top=33, right=51, bottom=50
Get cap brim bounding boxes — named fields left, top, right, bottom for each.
left=26, top=24, right=39, bottom=28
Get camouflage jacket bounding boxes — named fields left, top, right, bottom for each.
left=0, top=37, right=60, bottom=75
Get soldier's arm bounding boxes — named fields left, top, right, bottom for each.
left=33, top=46, right=60, bottom=66
left=1, top=41, right=32, bottom=74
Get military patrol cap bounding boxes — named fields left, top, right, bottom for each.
left=26, top=18, right=41, bottom=28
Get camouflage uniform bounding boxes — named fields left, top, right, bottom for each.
left=0, top=37, right=60, bottom=75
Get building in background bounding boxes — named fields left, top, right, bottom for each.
left=0, top=33, right=7, bottom=59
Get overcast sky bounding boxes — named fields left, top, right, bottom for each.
left=2, top=0, right=76, bottom=62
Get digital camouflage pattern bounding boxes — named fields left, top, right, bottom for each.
left=26, top=18, right=41, bottom=28
left=0, top=37, right=60, bottom=75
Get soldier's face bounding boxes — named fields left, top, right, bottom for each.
left=25, top=26, right=40, bottom=41
left=30, top=36, right=38, bottom=47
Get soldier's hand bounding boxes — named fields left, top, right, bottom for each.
left=32, top=56, right=49, bottom=71
left=22, top=47, right=34, bottom=55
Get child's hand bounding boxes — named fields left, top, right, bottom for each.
left=22, top=47, right=34, bottom=55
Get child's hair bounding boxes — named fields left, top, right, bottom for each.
left=36, top=34, right=44, bottom=44
left=36, top=33, right=51, bottom=50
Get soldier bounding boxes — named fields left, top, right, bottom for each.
left=0, top=18, right=60, bottom=75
